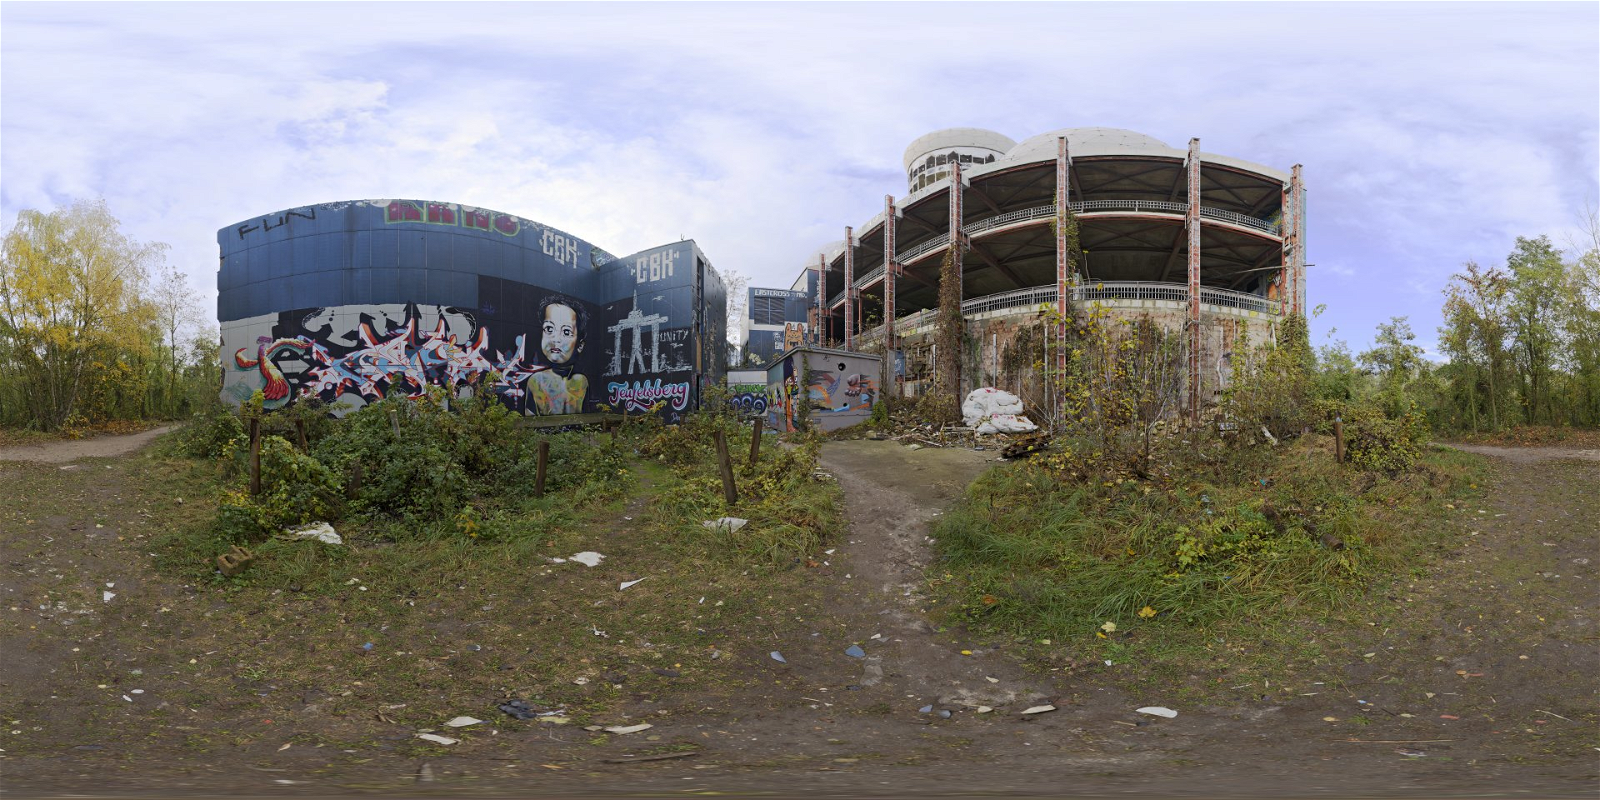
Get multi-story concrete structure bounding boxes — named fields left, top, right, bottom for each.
left=792, top=127, right=1306, bottom=410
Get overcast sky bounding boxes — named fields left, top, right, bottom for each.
left=3, top=2, right=1596, bottom=355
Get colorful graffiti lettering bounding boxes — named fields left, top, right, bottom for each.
left=385, top=201, right=520, bottom=237
left=230, top=306, right=559, bottom=409
left=607, top=379, right=691, bottom=413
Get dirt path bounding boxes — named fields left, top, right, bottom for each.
left=2, top=439, right=1594, bottom=797
left=0, top=425, right=176, bottom=463
left=1439, top=442, right=1600, bottom=463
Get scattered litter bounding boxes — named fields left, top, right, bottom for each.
left=603, top=723, right=653, bottom=735
left=283, top=522, right=341, bottom=545
left=362, top=642, right=374, bottom=651
left=102, top=591, right=116, bottom=603
left=619, top=578, right=647, bottom=590
left=498, top=699, right=547, bottom=720
left=444, top=716, right=483, bottom=728
left=770, top=651, right=786, bottom=664
left=1439, top=714, right=1459, bottom=720
left=415, top=733, right=458, bottom=746
left=416, top=762, right=435, bottom=782
left=702, top=517, right=749, bottom=533
left=1136, top=706, right=1178, bottom=719
left=1396, top=748, right=1427, bottom=758
left=569, top=552, right=604, bottom=567
left=985, top=676, right=998, bottom=683
left=1021, top=705, right=1056, bottom=716
left=538, top=716, right=571, bottom=725
left=603, top=751, right=698, bottom=764
left=976, top=706, right=993, bottom=714
left=844, top=645, right=865, bottom=658
left=918, top=705, right=934, bottom=713
left=130, top=689, right=144, bottom=695
left=870, top=633, right=881, bottom=640
left=938, top=709, right=952, bottom=719
left=573, top=677, right=589, bottom=686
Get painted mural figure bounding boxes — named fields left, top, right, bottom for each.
left=528, top=296, right=588, bottom=415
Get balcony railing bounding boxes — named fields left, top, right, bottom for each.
left=888, top=201, right=1279, bottom=259
left=852, top=281, right=1279, bottom=342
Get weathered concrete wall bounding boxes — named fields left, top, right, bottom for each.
left=878, top=302, right=1279, bottom=417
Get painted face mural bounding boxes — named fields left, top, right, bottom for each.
left=540, top=302, right=581, bottom=365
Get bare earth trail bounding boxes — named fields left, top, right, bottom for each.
left=1, top=433, right=1595, bottom=797
left=0, top=425, right=177, bottom=464
left=1438, top=442, right=1600, bottom=464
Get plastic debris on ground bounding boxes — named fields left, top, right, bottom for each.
left=444, top=716, right=483, bottom=728
left=1136, top=706, right=1178, bottom=718
left=702, top=517, right=749, bottom=533
left=569, top=552, right=604, bottom=567
left=102, top=591, right=116, bottom=603
left=416, top=733, right=458, bottom=746
left=619, top=577, right=646, bottom=590
left=844, top=645, right=866, bottom=658
left=499, top=699, right=565, bottom=720
left=283, top=522, right=342, bottom=545
left=1021, top=705, right=1056, bottom=715
left=918, top=705, right=934, bottom=713
left=769, top=651, right=786, bottom=664
left=962, top=388, right=1038, bottom=435
left=603, top=723, right=653, bottom=735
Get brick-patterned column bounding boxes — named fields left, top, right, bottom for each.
left=1055, top=136, right=1071, bottom=371
left=884, top=195, right=897, bottom=353
left=1291, top=164, right=1306, bottom=316
left=1186, top=138, right=1202, bottom=420
left=1279, top=179, right=1291, bottom=317
left=949, top=160, right=964, bottom=302
left=843, top=226, right=855, bottom=350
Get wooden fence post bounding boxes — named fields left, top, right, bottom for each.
left=534, top=440, right=549, bottom=498
left=714, top=429, right=738, bottom=506
left=1334, top=416, right=1345, bottom=464
left=348, top=461, right=363, bottom=500
left=248, top=418, right=261, bottom=496
left=388, top=409, right=401, bottom=437
left=295, top=419, right=308, bottom=452
left=748, top=417, right=763, bottom=469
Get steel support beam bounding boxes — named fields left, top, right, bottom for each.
left=968, top=241, right=1027, bottom=288
left=1187, top=138, right=1202, bottom=421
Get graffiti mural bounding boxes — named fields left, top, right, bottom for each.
left=765, top=349, right=881, bottom=433
left=726, top=372, right=770, bottom=417
left=606, top=379, right=693, bottom=413
left=222, top=290, right=599, bottom=415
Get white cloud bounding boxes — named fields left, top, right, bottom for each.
left=2, top=2, right=1594, bottom=353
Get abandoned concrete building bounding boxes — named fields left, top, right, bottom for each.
left=750, top=127, right=1307, bottom=413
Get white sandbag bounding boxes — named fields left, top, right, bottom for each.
left=976, top=414, right=1038, bottom=435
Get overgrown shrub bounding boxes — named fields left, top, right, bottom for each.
left=1342, top=402, right=1428, bottom=474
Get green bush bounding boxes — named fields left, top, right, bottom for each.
left=167, top=406, right=247, bottom=460
left=1343, top=404, right=1427, bottom=474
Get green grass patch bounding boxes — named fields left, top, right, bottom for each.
left=930, top=434, right=1485, bottom=694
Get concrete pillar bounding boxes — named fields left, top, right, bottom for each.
left=843, top=226, right=855, bottom=350
left=884, top=195, right=898, bottom=353
left=1279, top=178, right=1291, bottom=317
left=816, top=253, right=827, bottom=346
left=949, top=160, right=964, bottom=302
left=1186, top=137, right=1202, bottom=420
left=1055, top=135, right=1071, bottom=371
left=1291, top=164, right=1306, bottom=316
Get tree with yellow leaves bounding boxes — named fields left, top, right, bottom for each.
left=1, top=199, right=164, bottom=430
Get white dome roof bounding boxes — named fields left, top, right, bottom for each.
left=903, top=128, right=1018, bottom=171
left=1001, top=127, right=1181, bottom=164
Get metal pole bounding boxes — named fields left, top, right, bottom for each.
left=884, top=194, right=898, bottom=393
left=1055, top=136, right=1071, bottom=373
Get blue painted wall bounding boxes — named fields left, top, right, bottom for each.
left=218, top=200, right=724, bottom=422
